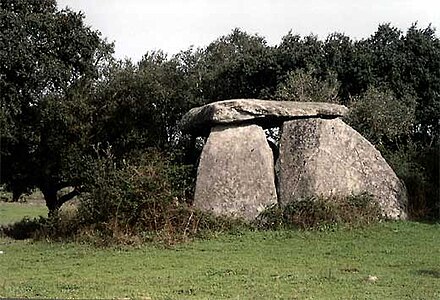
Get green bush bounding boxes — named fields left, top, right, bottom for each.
left=257, top=193, right=382, bottom=230
left=1, top=211, right=79, bottom=241
left=383, top=143, right=440, bottom=220
left=347, top=86, right=439, bottom=220
left=1, top=148, right=250, bottom=245
left=79, top=149, right=180, bottom=228
left=1, top=217, right=45, bottom=240
left=274, top=69, right=341, bottom=103
left=346, top=86, right=417, bottom=146
left=69, top=148, right=250, bottom=245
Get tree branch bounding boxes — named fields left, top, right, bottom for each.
left=58, top=188, right=80, bottom=206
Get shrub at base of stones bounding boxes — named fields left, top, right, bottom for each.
left=256, top=193, right=382, bottom=230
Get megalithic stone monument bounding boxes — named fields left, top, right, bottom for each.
left=180, top=99, right=407, bottom=220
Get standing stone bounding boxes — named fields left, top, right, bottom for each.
left=194, top=124, right=277, bottom=220
left=277, top=118, right=407, bottom=219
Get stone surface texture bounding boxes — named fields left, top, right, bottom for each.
left=276, top=118, right=408, bottom=219
left=181, top=99, right=348, bottom=135
left=193, top=124, right=277, bottom=220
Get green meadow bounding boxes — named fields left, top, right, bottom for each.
left=0, top=200, right=439, bottom=299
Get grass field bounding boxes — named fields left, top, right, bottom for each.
left=0, top=191, right=48, bottom=225
left=0, top=199, right=439, bottom=299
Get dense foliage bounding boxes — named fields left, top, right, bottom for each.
left=1, top=0, right=438, bottom=225
left=0, top=0, right=114, bottom=212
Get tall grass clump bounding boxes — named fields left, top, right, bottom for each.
left=257, top=193, right=383, bottom=230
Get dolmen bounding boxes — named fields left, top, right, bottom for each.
left=180, top=99, right=408, bottom=220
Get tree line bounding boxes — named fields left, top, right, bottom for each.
left=1, top=0, right=438, bottom=220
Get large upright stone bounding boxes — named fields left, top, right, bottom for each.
left=194, top=124, right=277, bottom=220
left=277, top=118, right=407, bottom=219
left=181, top=99, right=348, bottom=135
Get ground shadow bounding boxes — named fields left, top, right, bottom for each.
left=415, top=269, right=440, bottom=278
left=0, top=217, right=46, bottom=240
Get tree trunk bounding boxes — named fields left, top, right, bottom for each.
left=42, top=187, right=60, bottom=217
left=41, top=185, right=81, bottom=217
left=12, top=190, right=22, bottom=202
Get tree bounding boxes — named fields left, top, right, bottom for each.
left=0, top=0, right=113, bottom=212
left=346, top=23, right=440, bottom=145
left=402, top=24, right=440, bottom=144
left=89, top=50, right=198, bottom=157
left=344, top=23, right=440, bottom=218
left=275, top=32, right=325, bottom=79
left=321, top=33, right=357, bottom=102
left=197, top=28, right=277, bottom=101
left=347, top=86, right=417, bottom=147
left=274, top=69, right=340, bottom=103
